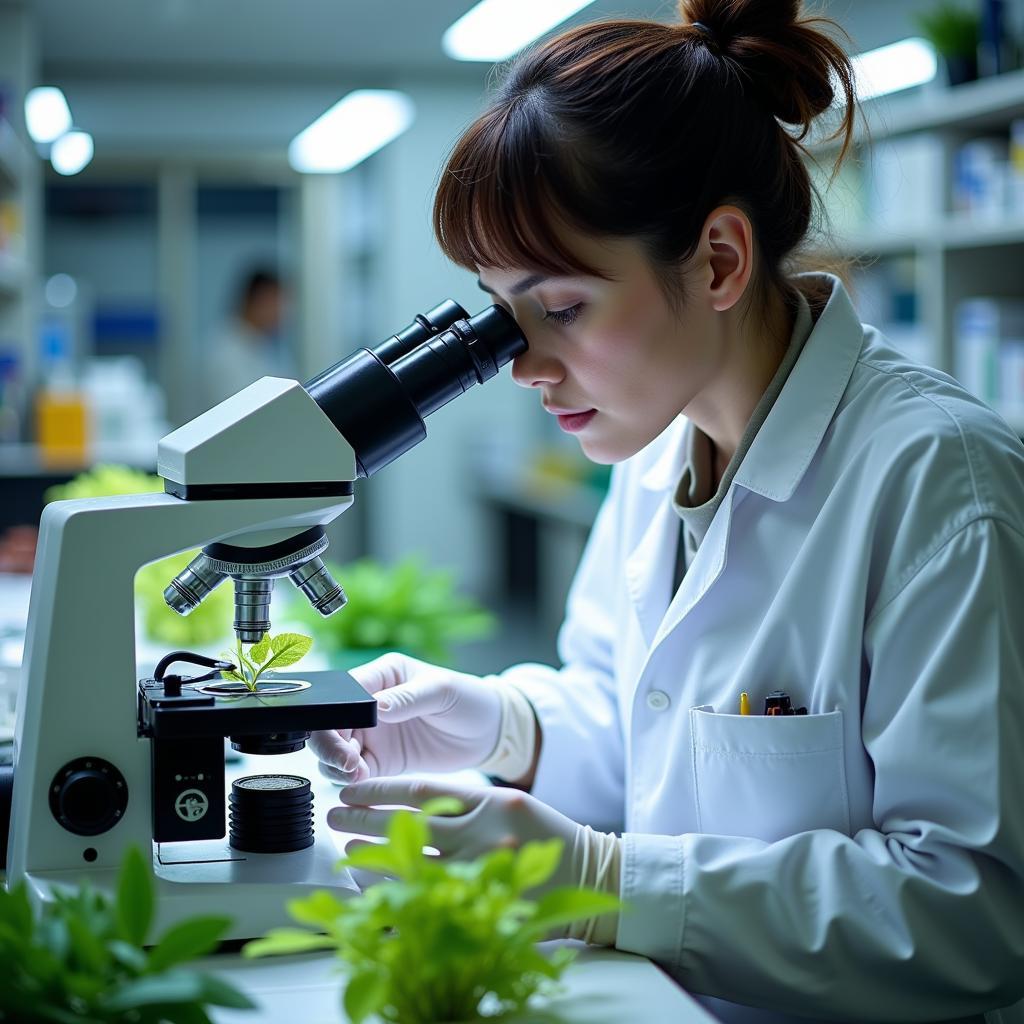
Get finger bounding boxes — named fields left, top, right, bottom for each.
left=339, top=776, right=480, bottom=812
left=326, top=805, right=398, bottom=838
left=307, top=730, right=362, bottom=773
left=373, top=678, right=458, bottom=723
left=347, top=651, right=420, bottom=695
left=317, top=758, right=363, bottom=785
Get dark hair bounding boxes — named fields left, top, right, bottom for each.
left=237, top=267, right=282, bottom=310
left=433, top=0, right=857, bottom=310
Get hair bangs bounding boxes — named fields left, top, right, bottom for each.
left=433, top=103, right=603, bottom=279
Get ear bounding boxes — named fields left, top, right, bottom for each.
left=699, top=206, right=754, bottom=313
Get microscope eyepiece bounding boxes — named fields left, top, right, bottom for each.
left=305, top=304, right=526, bottom=477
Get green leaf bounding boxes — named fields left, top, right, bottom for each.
left=513, top=839, right=563, bottom=893
left=263, top=632, right=313, bottom=670
left=102, top=970, right=208, bottom=1010
left=244, top=929, right=337, bottom=958
left=523, top=887, right=623, bottom=937
left=421, top=797, right=465, bottom=818
left=147, top=916, right=233, bottom=972
left=336, top=843, right=403, bottom=875
left=249, top=633, right=271, bottom=664
left=343, top=969, right=389, bottom=1024
left=115, top=845, right=154, bottom=947
left=387, top=809, right=428, bottom=877
left=286, top=890, right=344, bottom=929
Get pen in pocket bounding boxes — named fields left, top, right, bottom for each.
left=763, top=689, right=807, bottom=715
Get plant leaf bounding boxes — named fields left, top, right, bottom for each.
left=420, top=797, right=465, bottom=818
left=286, top=890, right=344, bottom=929
left=147, top=916, right=233, bottom=972
left=513, top=839, right=563, bottom=893
left=263, top=632, right=313, bottom=670
left=249, top=633, right=271, bottom=664
left=523, top=887, right=623, bottom=937
left=243, top=929, right=337, bottom=958
left=116, top=845, right=154, bottom=947
left=343, top=969, right=389, bottom=1024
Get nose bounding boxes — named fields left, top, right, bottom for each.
left=510, top=338, right=563, bottom=390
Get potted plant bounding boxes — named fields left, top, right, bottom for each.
left=285, top=556, right=496, bottom=671
left=244, top=799, right=621, bottom=1023
left=0, top=844, right=255, bottom=1021
left=46, top=465, right=235, bottom=649
left=915, top=2, right=981, bottom=86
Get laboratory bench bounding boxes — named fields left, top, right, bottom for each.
left=0, top=571, right=712, bottom=1024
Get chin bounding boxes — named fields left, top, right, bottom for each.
left=578, top=436, right=642, bottom=465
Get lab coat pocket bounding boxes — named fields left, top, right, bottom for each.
left=690, top=707, right=851, bottom=843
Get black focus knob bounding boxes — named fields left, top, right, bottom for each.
left=49, top=757, right=129, bottom=836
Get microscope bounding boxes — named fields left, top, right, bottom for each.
left=5, top=300, right=525, bottom=940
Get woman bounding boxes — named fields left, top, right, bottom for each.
left=310, top=1, right=1024, bottom=1020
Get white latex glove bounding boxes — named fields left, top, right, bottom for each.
left=307, top=652, right=506, bottom=784
left=327, top=776, right=622, bottom=944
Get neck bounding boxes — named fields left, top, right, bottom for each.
left=684, top=285, right=795, bottom=466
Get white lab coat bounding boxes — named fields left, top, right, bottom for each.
left=504, top=273, right=1024, bottom=1024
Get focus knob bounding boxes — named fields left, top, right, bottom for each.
left=49, top=757, right=128, bottom=836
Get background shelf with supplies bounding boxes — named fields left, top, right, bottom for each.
left=810, top=62, right=1024, bottom=437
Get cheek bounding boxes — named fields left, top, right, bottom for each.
left=580, top=301, right=685, bottom=403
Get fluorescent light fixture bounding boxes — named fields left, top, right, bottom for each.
left=288, top=90, right=414, bottom=174
left=443, top=0, right=598, bottom=62
left=852, top=37, right=937, bottom=101
left=50, top=131, right=94, bottom=176
left=25, top=86, right=72, bottom=144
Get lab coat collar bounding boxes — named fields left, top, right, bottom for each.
left=639, top=274, right=862, bottom=502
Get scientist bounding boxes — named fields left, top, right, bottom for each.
left=312, top=1, right=1024, bottom=1021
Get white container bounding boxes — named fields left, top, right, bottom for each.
left=953, top=138, right=1011, bottom=220
left=955, top=298, right=1024, bottom=403
left=866, top=135, right=942, bottom=231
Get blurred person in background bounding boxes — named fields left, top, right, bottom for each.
left=204, top=266, right=294, bottom=407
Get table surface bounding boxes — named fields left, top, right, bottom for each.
left=204, top=942, right=715, bottom=1024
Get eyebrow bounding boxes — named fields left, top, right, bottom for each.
left=476, top=273, right=549, bottom=297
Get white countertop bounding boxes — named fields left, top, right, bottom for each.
left=204, top=942, right=714, bottom=1024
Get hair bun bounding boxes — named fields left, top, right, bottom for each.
left=678, top=0, right=854, bottom=130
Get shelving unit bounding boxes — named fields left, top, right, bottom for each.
left=810, top=69, right=1024, bottom=438
left=0, top=5, right=42, bottom=427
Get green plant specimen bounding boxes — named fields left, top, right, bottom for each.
left=286, top=556, right=496, bottom=663
left=46, top=465, right=234, bottom=647
left=0, top=845, right=255, bottom=1023
left=914, top=2, right=980, bottom=57
left=244, top=799, right=621, bottom=1024
left=220, top=631, right=313, bottom=691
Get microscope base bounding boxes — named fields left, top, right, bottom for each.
left=21, top=835, right=361, bottom=943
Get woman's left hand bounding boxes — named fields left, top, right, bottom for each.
left=327, top=777, right=587, bottom=892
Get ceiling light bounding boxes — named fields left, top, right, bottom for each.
left=288, top=90, right=415, bottom=174
left=51, top=131, right=94, bottom=176
left=443, top=0, right=598, bottom=62
left=852, top=37, right=937, bottom=101
left=25, top=87, right=72, bottom=144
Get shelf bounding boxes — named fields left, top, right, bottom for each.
left=812, top=67, right=1024, bottom=152
left=0, top=249, right=26, bottom=297
left=0, top=119, right=24, bottom=191
left=474, top=465, right=604, bottom=531
left=821, top=215, right=1024, bottom=256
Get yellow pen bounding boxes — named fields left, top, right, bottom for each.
left=739, top=692, right=750, bottom=715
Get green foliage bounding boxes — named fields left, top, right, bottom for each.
left=244, top=801, right=621, bottom=1024
left=0, top=845, right=255, bottom=1023
left=286, top=556, right=496, bottom=663
left=914, top=2, right=980, bottom=57
left=220, top=631, right=313, bottom=691
left=45, top=464, right=234, bottom=648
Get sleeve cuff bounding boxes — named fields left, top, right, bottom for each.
left=477, top=682, right=537, bottom=781
left=616, top=832, right=686, bottom=971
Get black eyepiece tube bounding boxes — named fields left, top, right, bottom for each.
left=304, top=304, right=526, bottom=478
left=371, top=298, right=468, bottom=365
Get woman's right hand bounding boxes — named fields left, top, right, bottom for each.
left=307, top=651, right=504, bottom=784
